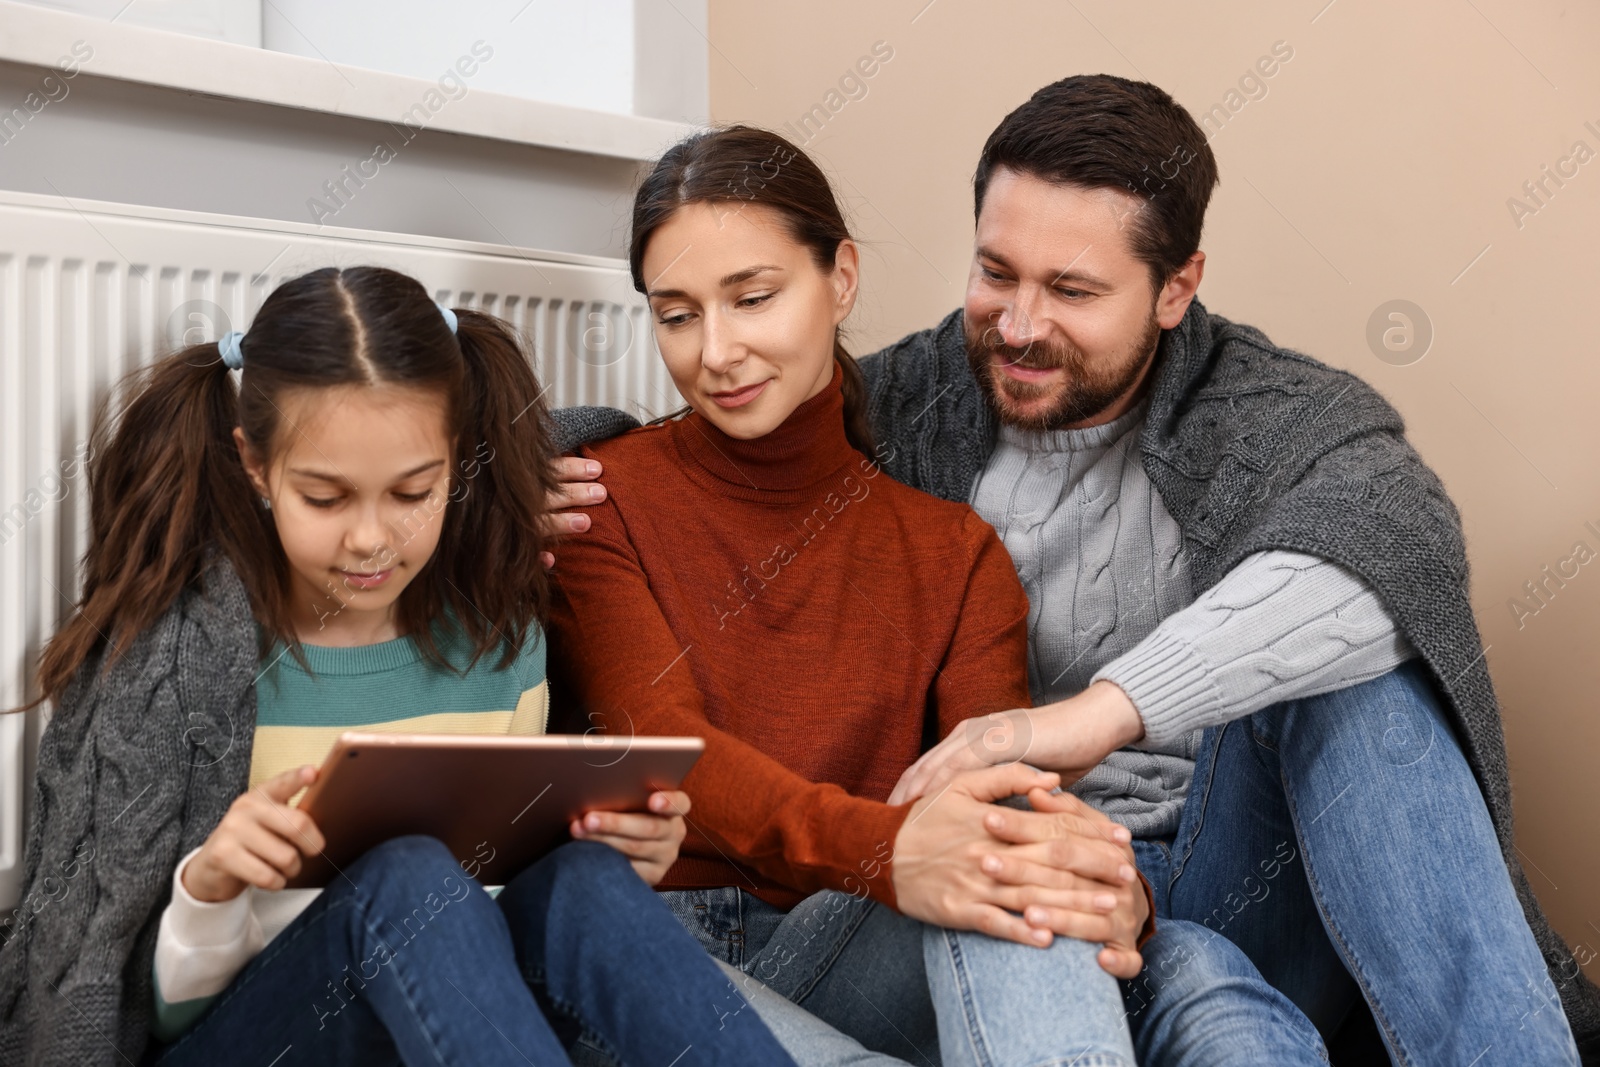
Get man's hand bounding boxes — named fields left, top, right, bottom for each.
left=890, top=765, right=1139, bottom=961
left=183, top=766, right=326, bottom=902
left=889, top=681, right=1146, bottom=805
left=539, top=457, right=607, bottom=568
left=980, top=788, right=1149, bottom=978
left=570, top=790, right=689, bottom=886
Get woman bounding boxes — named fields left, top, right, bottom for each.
left=545, top=127, right=1151, bottom=1066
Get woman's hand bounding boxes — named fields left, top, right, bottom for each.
left=889, top=682, right=1146, bottom=805
left=890, top=765, right=1138, bottom=953
left=570, top=790, right=689, bottom=886
left=978, top=787, right=1150, bottom=978
left=182, top=765, right=326, bottom=903
left=539, top=457, right=606, bottom=568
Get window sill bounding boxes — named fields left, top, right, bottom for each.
left=0, top=0, right=693, bottom=161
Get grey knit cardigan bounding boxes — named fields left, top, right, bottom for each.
left=0, top=556, right=259, bottom=1066
left=551, top=298, right=1600, bottom=1058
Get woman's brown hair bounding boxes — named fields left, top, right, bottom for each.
left=628, top=124, right=877, bottom=457
left=26, top=265, right=559, bottom=709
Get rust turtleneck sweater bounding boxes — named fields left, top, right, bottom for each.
left=546, top=363, right=1032, bottom=909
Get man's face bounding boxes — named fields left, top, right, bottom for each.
left=963, top=168, right=1166, bottom=431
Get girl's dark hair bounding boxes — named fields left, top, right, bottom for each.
left=30, top=265, right=558, bottom=709
left=628, top=124, right=877, bottom=457
left=974, top=74, right=1220, bottom=296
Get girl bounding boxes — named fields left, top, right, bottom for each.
left=544, top=128, right=1149, bottom=1066
left=0, top=266, right=795, bottom=1067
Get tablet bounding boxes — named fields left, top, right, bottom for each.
left=284, top=732, right=704, bottom=889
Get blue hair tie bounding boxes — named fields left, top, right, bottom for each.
left=218, top=331, right=245, bottom=369
left=436, top=302, right=458, bottom=335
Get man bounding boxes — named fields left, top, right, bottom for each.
left=551, top=75, right=1597, bottom=1064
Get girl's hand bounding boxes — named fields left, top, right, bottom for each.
left=570, top=790, right=688, bottom=886
left=182, top=766, right=326, bottom=903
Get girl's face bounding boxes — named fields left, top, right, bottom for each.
left=237, top=384, right=454, bottom=645
left=642, top=202, right=859, bottom=439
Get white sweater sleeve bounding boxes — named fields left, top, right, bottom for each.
left=153, top=847, right=266, bottom=1003
left=1093, top=550, right=1415, bottom=745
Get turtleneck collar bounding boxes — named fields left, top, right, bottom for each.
left=671, top=361, right=861, bottom=503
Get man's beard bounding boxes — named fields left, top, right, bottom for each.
left=963, top=309, right=1162, bottom=431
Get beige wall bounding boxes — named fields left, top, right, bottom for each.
left=710, top=0, right=1600, bottom=977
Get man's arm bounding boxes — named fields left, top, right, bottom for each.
left=548, top=405, right=641, bottom=455
left=1093, top=549, right=1415, bottom=746
left=895, top=549, right=1414, bottom=791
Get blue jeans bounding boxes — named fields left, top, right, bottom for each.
left=1126, top=661, right=1579, bottom=1066
left=146, top=837, right=795, bottom=1067
left=650, top=884, right=1135, bottom=1067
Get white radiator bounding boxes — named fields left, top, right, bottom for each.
left=0, top=188, right=677, bottom=911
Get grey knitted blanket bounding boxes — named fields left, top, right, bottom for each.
left=0, top=557, right=259, bottom=1066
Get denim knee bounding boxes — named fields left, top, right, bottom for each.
left=503, top=840, right=642, bottom=912
left=1123, top=920, right=1327, bottom=1062
left=352, top=833, right=456, bottom=874
left=1257, top=659, right=1445, bottom=758
left=345, top=834, right=475, bottom=903
left=546, top=838, right=634, bottom=876
left=1124, top=919, right=1253, bottom=1013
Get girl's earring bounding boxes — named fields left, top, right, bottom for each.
left=260, top=495, right=272, bottom=511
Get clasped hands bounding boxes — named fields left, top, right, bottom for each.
left=886, top=681, right=1150, bottom=978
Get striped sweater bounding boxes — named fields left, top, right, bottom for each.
left=149, top=624, right=549, bottom=1042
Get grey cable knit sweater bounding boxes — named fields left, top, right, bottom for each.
left=0, top=556, right=259, bottom=1067
left=972, top=402, right=1413, bottom=837
left=548, top=297, right=1600, bottom=1058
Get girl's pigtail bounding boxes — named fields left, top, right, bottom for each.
left=29, top=344, right=272, bottom=708
left=421, top=309, right=559, bottom=671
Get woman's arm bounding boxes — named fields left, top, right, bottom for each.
left=547, top=496, right=1145, bottom=959
left=930, top=511, right=1034, bottom=734
left=545, top=491, right=914, bottom=907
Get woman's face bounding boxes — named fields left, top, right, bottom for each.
left=641, top=201, right=859, bottom=439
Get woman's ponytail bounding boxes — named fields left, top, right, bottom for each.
left=832, top=340, right=878, bottom=461
left=31, top=343, right=275, bottom=707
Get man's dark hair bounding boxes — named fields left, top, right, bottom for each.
left=974, top=74, right=1219, bottom=295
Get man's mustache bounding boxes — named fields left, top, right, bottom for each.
left=976, top=335, right=1074, bottom=372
